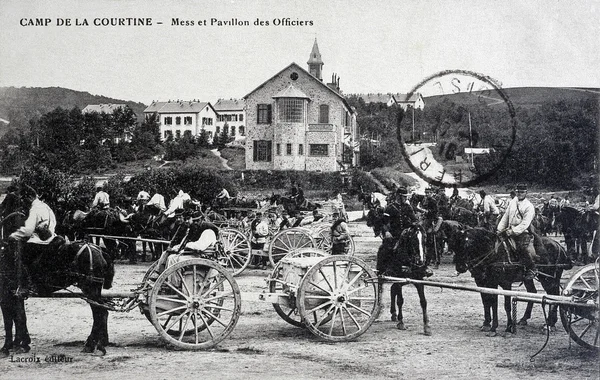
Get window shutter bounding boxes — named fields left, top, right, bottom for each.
left=267, top=104, right=272, bottom=123
left=256, top=104, right=261, bottom=123
left=253, top=140, right=258, bottom=161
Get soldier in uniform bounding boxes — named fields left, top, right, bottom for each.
left=422, top=187, right=443, bottom=269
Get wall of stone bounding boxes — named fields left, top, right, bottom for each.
left=245, top=63, right=353, bottom=172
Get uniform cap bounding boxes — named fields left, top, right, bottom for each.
left=396, top=187, right=409, bottom=196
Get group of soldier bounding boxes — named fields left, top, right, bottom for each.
left=370, top=183, right=544, bottom=280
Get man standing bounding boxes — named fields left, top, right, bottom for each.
left=330, top=210, right=350, bottom=255
left=497, top=183, right=537, bottom=280
left=250, top=212, right=270, bottom=268
left=92, top=185, right=110, bottom=210
left=478, top=190, right=500, bottom=231
left=9, top=185, right=59, bottom=296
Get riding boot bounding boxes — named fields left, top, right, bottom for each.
left=522, top=242, right=537, bottom=281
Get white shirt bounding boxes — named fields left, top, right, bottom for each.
left=92, top=191, right=110, bottom=208
left=147, top=193, right=166, bottom=211
left=184, top=229, right=217, bottom=251
left=165, top=190, right=191, bottom=216
left=497, top=197, right=535, bottom=235
left=10, top=198, right=57, bottom=244
left=371, top=192, right=388, bottom=208
left=481, top=195, right=499, bottom=215
left=217, top=188, right=231, bottom=199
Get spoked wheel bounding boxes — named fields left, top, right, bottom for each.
left=268, top=248, right=329, bottom=327
left=148, top=258, right=241, bottom=350
left=559, top=262, right=599, bottom=351
left=313, top=226, right=355, bottom=256
left=268, top=228, right=315, bottom=267
left=140, top=260, right=159, bottom=321
left=297, top=256, right=379, bottom=341
left=218, top=228, right=252, bottom=276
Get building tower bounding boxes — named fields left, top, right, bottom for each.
left=307, top=38, right=323, bottom=81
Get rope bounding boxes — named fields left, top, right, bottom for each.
left=530, top=296, right=551, bottom=361
left=511, top=297, right=517, bottom=334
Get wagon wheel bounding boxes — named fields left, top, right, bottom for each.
left=313, top=226, right=355, bottom=256
left=268, top=228, right=315, bottom=267
left=559, top=262, right=599, bottom=351
left=148, top=258, right=241, bottom=350
left=297, top=256, right=380, bottom=341
left=140, top=260, right=159, bottom=322
left=141, top=260, right=199, bottom=337
left=268, top=248, right=330, bottom=327
left=218, top=228, right=252, bottom=276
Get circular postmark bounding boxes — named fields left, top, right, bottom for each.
left=398, top=70, right=516, bottom=187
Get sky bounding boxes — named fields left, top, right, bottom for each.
left=0, top=0, right=598, bottom=105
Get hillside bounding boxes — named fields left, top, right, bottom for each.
left=424, top=87, right=600, bottom=108
left=0, top=86, right=147, bottom=136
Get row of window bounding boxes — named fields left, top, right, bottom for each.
left=253, top=140, right=329, bottom=162
left=163, top=116, right=214, bottom=126
left=217, top=113, right=244, bottom=122
left=216, top=125, right=245, bottom=136
left=163, top=130, right=215, bottom=139
left=256, top=100, right=350, bottom=124
left=164, top=116, right=194, bottom=125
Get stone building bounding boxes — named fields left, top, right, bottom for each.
left=143, top=100, right=217, bottom=141
left=243, top=40, right=359, bottom=172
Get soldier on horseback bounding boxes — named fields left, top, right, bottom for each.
left=422, top=187, right=443, bottom=269
left=496, top=183, right=538, bottom=280
left=477, top=190, right=500, bottom=231
left=92, top=184, right=110, bottom=210
left=381, top=187, right=433, bottom=277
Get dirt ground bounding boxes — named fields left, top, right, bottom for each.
left=1, top=221, right=598, bottom=380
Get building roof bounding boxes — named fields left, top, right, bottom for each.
left=243, top=62, right=355, bottom=114
left=307, top=38, right=323, bottom=65
left=272, top=84, right=310, bottom=99
left=82, top=104, right=126, bottom=114
left=213, top=98, right=244, bottom=111
left=144, top=100, right=214, bottom=114
left=393, top=93, right=421, bottom=103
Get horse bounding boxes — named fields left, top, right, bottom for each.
left=63, top=206, right=135, bottom=262
left=556, top=206, right=598, bottom=264
left=451, top=227, right=571, bottom=335
left=0, top=212, right=114, bottom=356
left=449, top=205, right=479, bottom=227
left=540, top=204, right=560, bottom=236
left=376, top=224, right=431, bottom=336
left=365, top=207, right=386, bottom=238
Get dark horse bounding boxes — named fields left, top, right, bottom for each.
left=0, top=212, right=114, bottom=356
left=365, top=207, right=386, bottom=238
left=376, top=225, right=431, bottom=335
left=556, top=206, right=599, bottom=264
left=451, top=227, right=571, bottom=335
left=62, top=207, right=136, bottom=262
